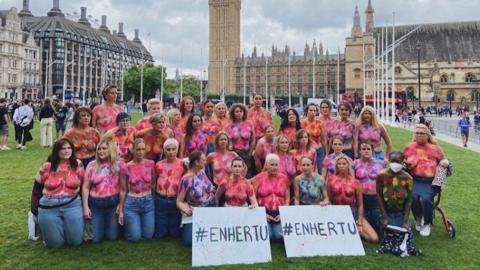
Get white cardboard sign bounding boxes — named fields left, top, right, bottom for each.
left=192, top=207, right=272, bottom=267
left=279, top=205, right=365, bottom=257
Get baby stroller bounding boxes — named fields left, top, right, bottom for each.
left=427, top=161, right=455, bottom=238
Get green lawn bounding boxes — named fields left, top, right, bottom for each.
left=0, top=115, right=478, bottom=269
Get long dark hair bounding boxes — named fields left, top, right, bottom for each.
left=185, top=113, right=202, bottom=142
left=47, top=138, right=78, bottom=171
left=280, top=108, right=301, bottom=131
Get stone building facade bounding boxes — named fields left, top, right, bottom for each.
left=0, top=6, right=40, bottom=99
left=233, top=44, right=345, bottom=100
left=346, top=0, right=480, bottom=109
left=18, top=0, right=152, bottom=102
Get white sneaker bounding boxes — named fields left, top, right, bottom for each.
left=16, top=143, right=22, bottom=149
left=420, top=224, right=431, bottom=237
left=415, top=217, right=424, bottom=232
left=3, top=146, right=11, bottom=150
left=20, top=145, right=27, bottom=150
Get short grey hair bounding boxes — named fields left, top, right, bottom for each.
left=163, top=138, right=179, bottom=150
left=265, top=153, right=280, bottom=164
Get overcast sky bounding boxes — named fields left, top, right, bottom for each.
left=2, top=0, right=479, bottom=77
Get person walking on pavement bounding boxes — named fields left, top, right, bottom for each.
left=458, top=113, right=471, bottom=147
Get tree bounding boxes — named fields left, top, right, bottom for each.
left=123, top=63, right=167, bottom=101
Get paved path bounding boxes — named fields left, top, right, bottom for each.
left=383, top=119, right=480, bottom=153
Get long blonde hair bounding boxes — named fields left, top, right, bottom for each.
left=356, top=105, right=381, bottom=128
left=95, top=138, right=120, bottom=174
left=412, top=124, right=437, bottom=144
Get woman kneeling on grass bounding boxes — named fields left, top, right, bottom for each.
left=215, top=157, right=258, bottom=207
left=82, top=138, right=121, bottom=243
left=328, top=155, right=379, bottom=243
left=252, top=154, right=290, bottom=241
left=30, top=138, right=85, bottom=248
left=293, top=156, right=329, bottom=206
left=154, top=139, right=185, bottom=239
left=118, top=138, right=156, bottom=241
left=176, top=151, right=216, bottom=246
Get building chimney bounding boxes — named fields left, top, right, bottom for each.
left=133, top=29, right=142, bottom=44
left=117, top=22, right=126, bottom=38
left=19, top=0, right=33, bottom=17
left=47, top=0, right=64, bottom=17
left=78, top=7, right=91, bottom=27
left=99, top=15, right=110, bottom=33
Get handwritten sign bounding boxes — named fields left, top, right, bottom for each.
left=279, top=205, right=365, bottom=257
left=192, top=207, right=272, bottom=267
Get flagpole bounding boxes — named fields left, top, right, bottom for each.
left=265, top=56, right=268, bottom=110
left=385, top=25, right=389, bottom=121
left=362, top=39, right=366, bottom=107
left=288, top=54, right=291, bottom=107
left=391, top=12, right=396, bottom=124
left=380, top=27, right=385, bottom=121
left=373, top=36, right=377, bottom=112
left=243, top=54, right=247, bottom=105
left=312, top=47, right=316, bottom=98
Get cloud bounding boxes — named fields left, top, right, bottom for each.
left=2, top=0, right=479, bottom=77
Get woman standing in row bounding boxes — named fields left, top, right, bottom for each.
left=253, top=126, right=276, bottom=172
left=355, top=106, right=392, bottom=160
left=64, top=107, right=100, bottom=168
left=135, top=98, right=162, bottom=131
left=278, top=108, right=301, bottom=145
left=167, top=108, right=183, bottom=145
left=248, top=94, right=273, bottom=141
left=330, top=103, right=357, bottom=159
left=92, top=85, right=123, bottom=134
left=118, top=138, right=156, bottom=242
left=226, top=104, right=255, bottom=177
left=301, top=103, right=327, bottom=171
left=82, top=139, right=121, bottom=243
left=214, top=102, right=230, bottom=130
left=154, top=139, right=185, bottom=238
left=206, top=131, right=238, bottom=186
left=180, top=114, right=208, bottom=157
left=252, top=154, right=290, bottom=241
left=202, top=100, right=222, bottom=154
left=179, top=96, right=195, bottom=132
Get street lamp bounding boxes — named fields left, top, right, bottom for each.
left=44, top=48, right=59, bottom=100
left=416, top=42, right=422, bottom=109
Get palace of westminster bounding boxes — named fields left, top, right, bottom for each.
left=208, top=0, right=480, bottom=107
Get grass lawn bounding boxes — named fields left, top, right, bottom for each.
left=0, top=114, right=478, bottom=269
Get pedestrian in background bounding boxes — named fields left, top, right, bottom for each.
left=55, top=101, right=68, bottom=140
left=13, top=99, right=34, bottom=150
left=0, top=98, right=10, bottom=150
left=39, top=99, right=55, bottom=148
left=458, top=113, right=471, bottom=147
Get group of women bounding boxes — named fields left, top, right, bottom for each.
left=30, top=85, right=448, bottom=253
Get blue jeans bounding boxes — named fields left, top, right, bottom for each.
left=38, top=195, right=84, bottom=248
left=316, top=147, right=325, bottom=173
left=387, top=212, right=405, bottom=227
left=268, top=222, right=282, bottom=241
left=412, top=177, right=434, bottom=225
left=363, top=194, right=382, bottom=235
left=124, top=194, right=155, bottom=241
left=266, top=209, right=282, bottom=241
left=181, top=200, right=215, bottom=246
left=89, top=195, right=119, bottom=243
left=374, top=150, right=385, bottom=160
left=154, top=195, right=181, bottom=238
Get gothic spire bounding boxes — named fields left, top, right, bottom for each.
left=365, top=0, right=375, bottom=33
left=351, top=5, right=362, bottom=37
